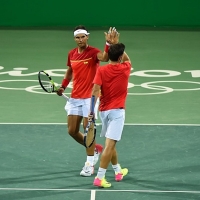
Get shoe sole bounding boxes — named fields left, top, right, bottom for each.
left=80, top=173, right=92, bottom=177
left=93, top=184, right=111, bottom=188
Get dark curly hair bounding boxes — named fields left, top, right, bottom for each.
left=108, top=43, right=125, bottom=61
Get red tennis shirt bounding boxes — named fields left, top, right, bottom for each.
left=93, top=61, right=131, bottom=111
left=67, top=46, right=100, bottom=98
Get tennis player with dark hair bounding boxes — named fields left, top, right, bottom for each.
left=57, top=25, right=119, bottom=176
left=89, top=43, right=131, bottom=187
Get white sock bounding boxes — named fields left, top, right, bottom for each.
left=112, top=164, right=121, bottom=173
left=97, top=167, right=106, bottom=179
left=86, top=156, right=94, bottom=166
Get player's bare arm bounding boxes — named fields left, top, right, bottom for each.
left=92, top=84, right=101, bottom=102
left=122, top=52, right=131, bottom=64
left=88, top=84, right=101, bottom=121
left=97, top=27, right=120, bottom=62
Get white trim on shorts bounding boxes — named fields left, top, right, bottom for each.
left=99, top=109, right=125, bottom=141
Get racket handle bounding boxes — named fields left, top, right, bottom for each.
left=61, top=93, right=69, bottom=100
left=91, top=95, right=95, bottom=113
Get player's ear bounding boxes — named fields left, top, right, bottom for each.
left=118, top=55, right=123, bottom=62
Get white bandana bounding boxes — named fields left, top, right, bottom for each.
left=74, top=29, right=90, bottom=37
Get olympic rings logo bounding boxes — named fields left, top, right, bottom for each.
left=0, top=66, right=199, bottom=96
left=128, top=81, right=200, bottom=95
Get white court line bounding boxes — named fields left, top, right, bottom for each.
left=0, top=123, right=200, bottom=126
left=0, top=188, right=200, bottom=194
left=90, top=190, right=96, bottom=200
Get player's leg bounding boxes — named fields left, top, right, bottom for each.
left=80, top=100, right=103, bottom=176
left=64, top=98, right=100, bottom=176
left=65, top=99, right=85, bottom=144
left=100, top=138, right=117, bottom=168
left=111, top=147, right=118, bottom=165
left=93, top=109, right=128, bottom=187
left=93, top=137, right=116, bottom=187
left=67, top=107, right=95, bottom=176
left=83, top=116, right=96, bottom=159
left=80, top=116, right=96, bottom=176
left=67, top=114, right=84, bottom=145
left=111, top=147, right=128, bottom=181
left=107, top=109, right=128, bottom=181
left=82, top=116, right=103, bottom=166
left=93, top=110, right=112, bottom=187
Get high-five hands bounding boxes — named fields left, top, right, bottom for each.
left=105, top=27, right=120, bottom=45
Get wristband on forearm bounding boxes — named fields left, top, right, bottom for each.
left=61, top=78, right=70, bottom=90
left=104, top=42, right=111, bottom=53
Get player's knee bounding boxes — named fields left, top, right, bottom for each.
left=68, top=127, right=77, bottom=137
left=104, top=145, right=114, bottom=153
left=68, top=132, right=78, bottom=139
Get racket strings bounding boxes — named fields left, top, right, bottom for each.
left=39, top=72, right=54, bottom=93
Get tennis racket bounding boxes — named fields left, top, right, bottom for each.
left=38, top=70, right=69, bottom=100
left=84, top=95, right=96, bottom=148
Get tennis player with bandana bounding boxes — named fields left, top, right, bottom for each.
left=89, top=42, right=131, bottom=187
left=57, top=25, right=119, bottom=176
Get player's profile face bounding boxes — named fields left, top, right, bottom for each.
left=74, top=33, right=88, bottom=47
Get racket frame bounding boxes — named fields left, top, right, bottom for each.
left=84, top=95, right=96, bottom=148
left=38, top=70, right=69, bottom=100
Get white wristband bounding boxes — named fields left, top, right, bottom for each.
left=106, top=42, right=111, bottom=46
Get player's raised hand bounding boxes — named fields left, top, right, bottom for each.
left=110, top=27, right=120, bottom=44
left=104, top=27, right=120, bottom=44
left=104, top=27, right=112, bottom=43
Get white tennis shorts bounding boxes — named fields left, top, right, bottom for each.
left=65, top=98, right=99, bottom=118
left=99, top=109, right=125, bottom=141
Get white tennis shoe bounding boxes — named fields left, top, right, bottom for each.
left=80, top=162, right=94, bottom=176
left=80, top=144, right=103, bottom=176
